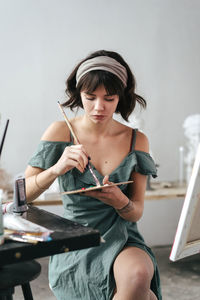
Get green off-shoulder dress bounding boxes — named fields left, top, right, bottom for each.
left=28, top=129, right=162, bottom=300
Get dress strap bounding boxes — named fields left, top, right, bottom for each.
left=130, top=129, right=138, bottom=152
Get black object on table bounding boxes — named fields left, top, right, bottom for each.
left=0, top=205, right=100, bottom=299
left=0, top=205, right=101, bottom=266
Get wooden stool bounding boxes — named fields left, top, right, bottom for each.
left=0, top=260, right=41, bottom=300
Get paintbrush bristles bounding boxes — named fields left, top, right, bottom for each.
left=57, top=101, right=79, bottom=144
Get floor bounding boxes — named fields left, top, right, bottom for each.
left=13, top=246, right=200, bottom=300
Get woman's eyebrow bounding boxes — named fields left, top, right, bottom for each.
left=84, top=92, right=95, bottom=96
left=84, top=92, right=114, bottom=96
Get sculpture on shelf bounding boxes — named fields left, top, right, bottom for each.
left=183, top=114, right=200, bottom=183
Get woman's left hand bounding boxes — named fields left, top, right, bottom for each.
left=83, top=175, right=129, bottom=209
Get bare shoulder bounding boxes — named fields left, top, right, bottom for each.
left=114, top=120, right=132, bottom=136
left=115, top=122, right=149, bottom=152
left=135, top=130, right=149, bottom=153
left=41, top=121, right=70, bottom=141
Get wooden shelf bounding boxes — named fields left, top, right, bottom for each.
left=4, top=182, right=187, bottom=206
left=145, top=182, right=187, bottom=200
left=32, top=199, right=62, bottom=206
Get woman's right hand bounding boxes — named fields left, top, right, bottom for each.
left=51, top=144, right=89, bottom=176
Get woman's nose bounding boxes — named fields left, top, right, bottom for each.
left=94, top=99, right=104, bottom=111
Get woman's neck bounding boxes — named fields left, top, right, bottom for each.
left=80, top=115, right=117, bottom=137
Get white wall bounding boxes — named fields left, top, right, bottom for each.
left=0, top=0, right=200, bottom=182
left=138, top=198, right=184, bottom=246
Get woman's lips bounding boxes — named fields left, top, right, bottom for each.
left=92, top=115, right=106, bottom=120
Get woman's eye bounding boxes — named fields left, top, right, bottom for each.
left=86, top=97, right=95, bottom=100
left=105, top=98, right=114, bottom=102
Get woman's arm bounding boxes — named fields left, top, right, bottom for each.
left=25, top=166, right=58, bottom=202
left=25, top=121, right=89, bottom=202
left=116, top=171, right=147, bottom=222
left=83, top=171, right=146, bottom=222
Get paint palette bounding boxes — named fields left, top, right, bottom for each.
left=61, top=180, right=133, bottom=195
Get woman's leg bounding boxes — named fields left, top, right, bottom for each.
left=112, top=246, right=157, bottom=300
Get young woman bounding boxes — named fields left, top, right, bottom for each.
left=25, top=50, right=162, bottom=300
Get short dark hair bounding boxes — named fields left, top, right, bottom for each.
left=62, top=50, right=146, bottom=121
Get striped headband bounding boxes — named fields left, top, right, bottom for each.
left=76, top=56, right=128, bottom=87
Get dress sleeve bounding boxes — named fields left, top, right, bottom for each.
left=28, top=141, right=67, bottom=170
left=134, top=151, right=157, bottom=178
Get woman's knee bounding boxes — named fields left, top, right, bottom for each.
left=137, top=267, right=152, bottom=286
left=113, top=247, right=155, bottom=293
left=125, top=266, right=152, bottom=290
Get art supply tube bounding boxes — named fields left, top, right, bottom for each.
left=0, top=189, right=4, bottom=245
left=13, top=177, right=28, bottom=214
left=179, top=146, right=184, bottom=185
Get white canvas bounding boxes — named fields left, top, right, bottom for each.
left=170, top=143, right=200, bottom=261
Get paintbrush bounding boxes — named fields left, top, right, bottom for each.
left=0, top=119, right=9, bottom=159
left=57, top=101, right=101, bottom=186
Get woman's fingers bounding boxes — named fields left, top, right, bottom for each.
left=64, top=145, right=89, bottom=173
left=67, top=150, right=86, bottom=171
left=102, top=175, right=110, bottom=185
left=52, top=144, right=90, bottom=175
left=69, top=145, right=88, bottom=171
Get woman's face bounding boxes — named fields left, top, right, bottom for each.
left=80, top=85, right=119, bottom=123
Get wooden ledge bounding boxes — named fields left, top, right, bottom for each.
left=145, top=182, right=187, bottom=200
left=4, top=182, right=187, bottom=206
left=32, top=199, right=62, bottom=206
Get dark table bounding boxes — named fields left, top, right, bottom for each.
left=0, top=205, right=101, bottom=266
